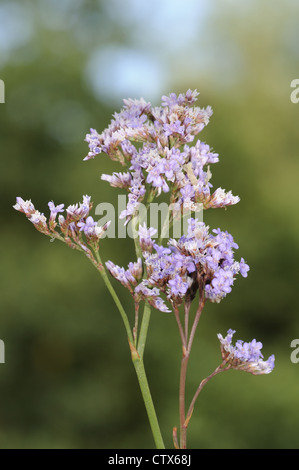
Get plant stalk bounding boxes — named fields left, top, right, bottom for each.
left=130, top=342, right=165, bottom=449
left=178, top=291, right=206, bottom=449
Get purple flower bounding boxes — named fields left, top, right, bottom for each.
left=138, top=223, right=157, bottom=240
left=66, top=195, right=91, bottom=220
left=161, top=92, right=182, bottom=108
left=142, top=218, right=249, bottom=306
left=101, top=172, right=132, bottom=189
left=239, top=258, right=250, bottom=278
left=84, top=89, right=240, bottom=219
left=186, top=218, right=205, bottom=237
left=218, top=330, right=275, bottom=375
left=84, top=128, right=102, bottom=160
left=138, top=223, right=157, bottom=252
left=146, top=165, right=166, bottom=189
left=13, top=197, right=35, bottom=215
left=161, top=89, right=200, bottom=108
left=168, top=274, right=189, bottom=297
left=13, top=197, right=50, bottom=234
left=48, top=202, right=65, bottom=215
left=77, top=216, right=97, bottom=236
left=28, top=211, right=47, bottom=227
left=180, top=184, right=195, bottom=201
left=152, top=297, right=171, bottom=313
left=212, top=228, right=239, bottom=251
left=126, top=258, right=143, bottom=285
left=106, top=258, right=143, bottom=293
left=206, top=188, right=240, bottom=209
left=135, top=280, right=170, bottom=313
left=106, top=261, right=131, bottom=290
left=211, top=269, right=234, bottom=294
left=14, top=194, right=110, bottom=254
left=163, top=120, right=185, bottom=137
left=81, top=90, right=227, bottom=213
left=119, top=172, right=146, bottom=224
left=48, top=202, right=65, bottom=228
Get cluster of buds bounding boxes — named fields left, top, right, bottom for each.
left=13, top=196, right=110, bottom=268
left=106, top=258, right=143, bottom=294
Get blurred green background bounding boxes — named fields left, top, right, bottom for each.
left=1, top=0, right=299, bottom=449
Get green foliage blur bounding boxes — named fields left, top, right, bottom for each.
left=1, top=0, right=299, bottom=449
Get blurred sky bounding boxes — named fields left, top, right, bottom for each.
left=1, top=0, right=298, bottom=106
left=0, top=1, right=271, bottom=101
left=0, top=0, right=208, bottom=102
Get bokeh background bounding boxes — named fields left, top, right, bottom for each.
left=1, top=0, right=299, bottom=449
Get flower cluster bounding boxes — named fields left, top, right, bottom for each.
left=105, top=218, right=249, bottom=312
left=13, top=196, right=109, bottom=263
left=86, top=90, right=239, bottom=224
left=143, top=218, right=249, bottom=307
left=218, top=329, right=275, bottom=375
left=135, top=281, right=171, bottom=313
left=106, top=258, right=143, bottom=294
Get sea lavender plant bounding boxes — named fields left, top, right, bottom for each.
left=14, top=89, right=274, bottom=449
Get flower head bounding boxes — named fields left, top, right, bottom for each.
left=101, top=172, right=132, bottom=189
left=168, top=274, right=190, bottom=297
left=139, top=218, right=249, bottom=310
left=14, top=195, right=109, bottom=261
left=14, top=197, right=50, bottom=235
left=89, top=90, right=238, bottom=225
left=48, top=201, right=65, bottom=215
left=138, top=223, right=157, bottom=252
left=134, top=280, right=171, bottom=313
left=106, top=258, right=143, bottom=294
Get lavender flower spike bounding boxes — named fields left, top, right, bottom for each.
left=218, top=329, right=275, bottom=375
